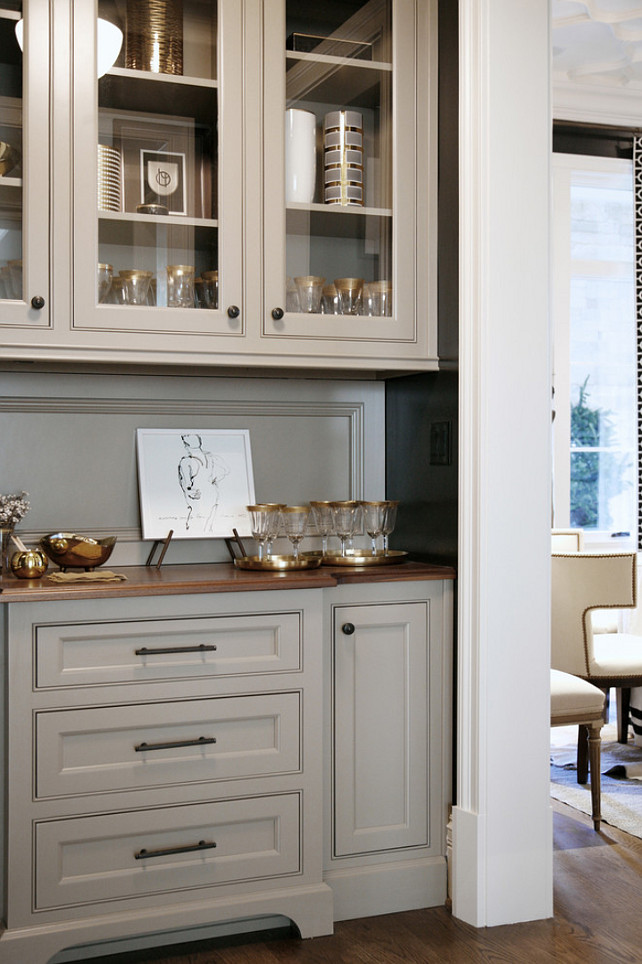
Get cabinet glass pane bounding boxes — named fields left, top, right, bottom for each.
left=96, top=0, right=219, bottom=309
left=0, top=4, right=23, bottom=302
left=284, top=0, right=392, bottom=318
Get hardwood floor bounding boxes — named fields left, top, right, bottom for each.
left=73, top=800, right=642, bottom=964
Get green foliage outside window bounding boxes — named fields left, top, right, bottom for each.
left=570, top=375, right=631, bottom=529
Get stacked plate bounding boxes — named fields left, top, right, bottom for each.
left=323, top=110, right=364, bottom=207
left=97, top=144, right=122, bottom=212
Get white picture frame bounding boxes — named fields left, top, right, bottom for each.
left=136, top=428, right=256, bottom=540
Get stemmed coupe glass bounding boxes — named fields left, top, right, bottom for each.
left=382, top=500, right=399, bottom=554
left=282, top=505, right=310, bottom=560
left=360, top=501, right=387, bottom=555
left=329, top=501, right=361, bottom=558
left=310, top=501, right=333, bottom=555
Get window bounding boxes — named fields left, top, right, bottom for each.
left=552, top=153, right=637, bottom=548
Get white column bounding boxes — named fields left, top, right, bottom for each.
left=454, top=0, right=553, bottom=926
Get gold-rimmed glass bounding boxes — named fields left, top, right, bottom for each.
left=382, top=500, right=399, bottom=554
left=330, top=500, right=361, bottom=558
left=360, top=500, right=387, bottom=555
left=310, top=500, right=334, bottom=555
left=246, top=505, right=271, bottom=561
left=282, top=505, right=309, bottom=559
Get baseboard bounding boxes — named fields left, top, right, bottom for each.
left=324, top=856, right=447, bottom=921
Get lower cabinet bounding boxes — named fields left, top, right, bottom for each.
left=324, top=580, right=453, bottom=922
left=0, top=575, right=453, bottom=962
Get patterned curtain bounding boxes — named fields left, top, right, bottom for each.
left=635, top=137, right=642, bottom=549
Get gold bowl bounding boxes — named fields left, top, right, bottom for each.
left=40, top=533, right=117, bottom=571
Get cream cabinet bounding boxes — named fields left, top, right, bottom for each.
left=324, top=579, right=453, bottom=921
left=0, top=589, right=333, bottom=964
left=0, top=0, right=438, bottom=371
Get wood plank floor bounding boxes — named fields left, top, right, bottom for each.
left=73, top=800, right=642, bottom=964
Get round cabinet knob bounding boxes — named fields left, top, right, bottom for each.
left=271, top=307, right=284, bottom=321
left=341, top=623, right=356, bottom=636
left=31, top=295, right=45, bottom=310
left=227, top=305, right=240, bottom=319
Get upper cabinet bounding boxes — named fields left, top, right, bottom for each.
left=0, top=0, right=437, bottom=371
left=0, top=1, right=50, bottom=328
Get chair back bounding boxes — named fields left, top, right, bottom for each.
left=551, top=552, right=637, bottom=676
left=551, top=528, right=584, bottom=552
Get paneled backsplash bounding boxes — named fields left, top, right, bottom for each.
left=0, top=366, right=385, bottom=565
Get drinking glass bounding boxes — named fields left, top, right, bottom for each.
left=119, top=269, right=153, bottom=305
left=360, top=501, right=387, bottom=555
left=282, top=505, right=309, bottom=559
left=310, top=501, right=334, bottom=554
left=247, top=505, right=272, bottom=561
left=330, top=501, right=361, bottom=558
left=334, top=277, right=363, bottom=315
left=369, top=280, right=392, bottom=317
left=382, top=500, right=399, bottom=554
left=108, top=277, right=128, bottom=304
left=286, top=277, right=300, bottom=312
left=256, top=504, right=285, bottom=558
left=167, top=264, right=196, bottom=307
left=322, top=284, right=340, bottom=314
left=294, top=275, right=325, bottom=313
left=202, top=270, right=219, bottom=309
left=97, top=262, right=113, bottom=303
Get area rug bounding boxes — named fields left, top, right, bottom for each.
left=550, top=722, right=642, bottom=838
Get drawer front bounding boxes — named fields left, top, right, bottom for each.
left=35, top=612, right=302, bottom=688
left=35, top=793, right=301, bottom=910
left=36, top=692, right=301, bottom=798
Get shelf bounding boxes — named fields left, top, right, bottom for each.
left=99, top=211, right=218, bottom=229
left=100, top=72, right=217, bottom=125
left=286, top=53, right=390, bottom=110
left=286, top=204, right=391, bottom=240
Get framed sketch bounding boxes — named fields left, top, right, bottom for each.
left=140, top=149, right=186, bottom=214
left=136, top=428, right=256, bottom=540
left=108, top=109, right=213, bottom=218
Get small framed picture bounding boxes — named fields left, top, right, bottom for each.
left=136, top=428, right=256, bottom=540
left=140, top=149, right=186, bottom=214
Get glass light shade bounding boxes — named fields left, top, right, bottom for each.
left=15, top=18, right=123, bottom=78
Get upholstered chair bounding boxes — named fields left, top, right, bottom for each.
left=551, top=551, right=641, bottom=743
left=551, top=668, right=606, bottom=830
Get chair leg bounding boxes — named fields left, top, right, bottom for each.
left=586, top=721, right=602, bottom=831
left=617, top=687, right=631, bottom=744
left=577, top=724, right=589, bottom=783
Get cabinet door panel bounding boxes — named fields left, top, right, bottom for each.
left=0, top=0, right=50, bottom=328
left=36, top=692, right=301, bottom=797
left=333, top=600, right=428, bottom=856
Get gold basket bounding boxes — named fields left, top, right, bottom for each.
left=126, top=0, right=183, bottom=75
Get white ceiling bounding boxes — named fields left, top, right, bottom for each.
left=553, top=0, right=642, bottom=88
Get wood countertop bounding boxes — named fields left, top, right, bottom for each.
left=0, top=560, right=456, bottom=603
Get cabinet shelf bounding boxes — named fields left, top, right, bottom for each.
left=100, top=71, right=218, bottom=125
left=287, top=203, right=390, bottom=241
left=286, top=51, right=391, bottom=109
left=99, top=210, right=218, bottom=229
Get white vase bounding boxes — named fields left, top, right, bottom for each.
left=285, top=109, right=317, bottom=204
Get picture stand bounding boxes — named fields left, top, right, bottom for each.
left=224, top=528, right=247, bottom=562
left=145, top=530, right=174, bottom=568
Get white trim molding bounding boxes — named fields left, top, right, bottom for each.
left=455, top=0, right=553, bottom=927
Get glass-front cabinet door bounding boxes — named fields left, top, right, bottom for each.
left=262, top=0, right=436, bottom=364
left=72, top=0, right=243, bottom=342
left=0, top=0, right=50, bottom=328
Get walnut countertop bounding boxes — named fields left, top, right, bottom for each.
left=0, top=560, right=456, bottom=603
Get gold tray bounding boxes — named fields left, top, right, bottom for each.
left=234, top=554, right=323, bottom=571
left=322, top=549, right=408, bottom=567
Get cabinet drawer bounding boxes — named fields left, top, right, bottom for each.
left=35, top=793, right=301, bottom=910
left=35, top=693, right=300, bottom=798
left=35, top=612, right=302, bottom=688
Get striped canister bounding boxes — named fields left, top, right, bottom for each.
left=323, top=110, right=364, bottom=206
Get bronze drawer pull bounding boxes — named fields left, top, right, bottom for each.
left=135, top=643, right=217, bottom=655
left=135, top=736, right=217, bottom=752
left=135, top=839, right=216, bottom=860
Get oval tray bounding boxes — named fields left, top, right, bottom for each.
left=322, top=549, right=408, bottom=567
left=234, top=554, right=323, bottom=571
